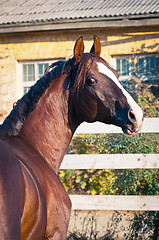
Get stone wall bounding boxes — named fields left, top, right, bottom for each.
left=0, top=26, right=159, bottom=119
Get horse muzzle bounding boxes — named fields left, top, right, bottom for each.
left=122, top=109, right=143, bottom=135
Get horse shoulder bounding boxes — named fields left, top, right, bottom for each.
left=2, top=137, right=71, bottom=239
left=20, top=160, right=47, bottom=240
left=0, top=139, right=47, bottom=240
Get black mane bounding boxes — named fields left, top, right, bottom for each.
left=0, top=60, right=66, bottom=137
left=0, top=54, right=93, bottom=138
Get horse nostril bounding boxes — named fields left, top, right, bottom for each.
left=128, top=110, right=136, bottom=122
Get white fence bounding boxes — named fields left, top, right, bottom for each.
left=60, top=118, right=159, bottom=211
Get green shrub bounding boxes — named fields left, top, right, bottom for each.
left=59, top=133, right=159, bottom=195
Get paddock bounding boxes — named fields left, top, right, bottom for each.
left=60, top=118, right=159, bottom=238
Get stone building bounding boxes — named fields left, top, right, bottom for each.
left=0, top=0, right=159, bottom=119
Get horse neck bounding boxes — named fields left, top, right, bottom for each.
left=19, top=75, right=73, bottom=174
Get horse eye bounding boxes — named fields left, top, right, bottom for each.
left=86, top=77, right=96, bottom=85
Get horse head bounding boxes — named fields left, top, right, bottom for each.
left=68, top=36, right=143, bottom=135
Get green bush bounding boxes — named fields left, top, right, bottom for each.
left=138, top=86, right=159, bottom=117
left=68, top=133, right=159, bottom=155
left=59, top=133, right=159, bottom=195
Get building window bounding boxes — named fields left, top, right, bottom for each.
left=23, top=64, right=35, bottom=82
left=19, top=60, right=63, bottom=96
left=22, top=61, right=50, bottom=95
left=116, top=58, right=129, bottom=76
left=114, top=54, right=159, bottom=83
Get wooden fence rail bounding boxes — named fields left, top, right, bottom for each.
left=61, top=154, right=159, bottom=170
left=60, top=118, right=159, bottom=211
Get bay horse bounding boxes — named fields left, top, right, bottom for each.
left=0, top=36, right=143, bottom=240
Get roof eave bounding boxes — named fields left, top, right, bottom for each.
left=0, top=14, right=159, bottom=34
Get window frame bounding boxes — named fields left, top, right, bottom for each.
left=112, top=54, right=159, bottom=82
left=18, top=59, right=63, bottom=97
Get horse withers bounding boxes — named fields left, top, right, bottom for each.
left=0, top=36, right=143, bottom=239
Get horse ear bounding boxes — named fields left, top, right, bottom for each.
left=90, top=35, right=101, bottom=56
left=74, top=36, right=84, bottom=61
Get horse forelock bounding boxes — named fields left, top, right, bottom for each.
left=71, top=53, right=115, bottom=94
left=0, top=60, right=69, bottom=137
left=72, top=53, right=92, bottom=93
